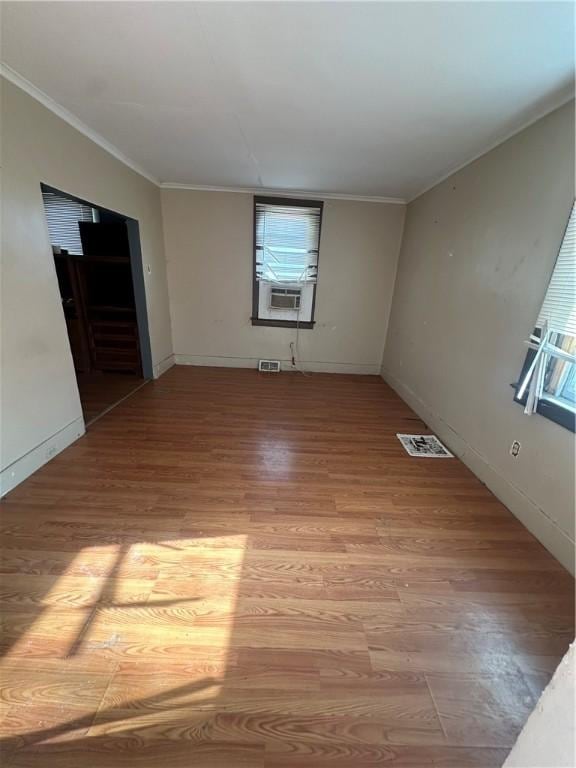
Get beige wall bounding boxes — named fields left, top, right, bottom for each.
left=504, top=643, right=575, bottom=768
left=162, top=189, right=405, bottom=374
left=1, top=78, right=173, bottom=488
left=382, top=101, right=575, bottom=572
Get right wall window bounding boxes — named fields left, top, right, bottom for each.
left=514, top=201, right=575, bottom=432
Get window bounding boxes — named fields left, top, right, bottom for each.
left=252, top=196, right=323, bottom=328
left=514, top=201, right=576, bottom=431
left=42, top=186, right=98, bottom=255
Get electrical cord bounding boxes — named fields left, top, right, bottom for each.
left=291, top=296, right=311, bottom=377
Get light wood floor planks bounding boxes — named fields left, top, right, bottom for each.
left=0, top=366, right=573, bottom=767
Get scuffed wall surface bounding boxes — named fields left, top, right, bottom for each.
left=504, top=645, right=575, bottom=768
left=1, top=78, right=172, bottom=473
left=382, top=101, right=575, bottom=571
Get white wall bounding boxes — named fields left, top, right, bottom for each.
left=382, top=101, right=575, bottom=573
left=504, top=644, right=575, bottom=768
left=162, top=189, right=405, bottom=374
left=1, top=78, right=173, bottom=493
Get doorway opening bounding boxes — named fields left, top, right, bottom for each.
left=42, top=184, right=153, bottom=425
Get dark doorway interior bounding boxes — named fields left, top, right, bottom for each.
left=43, top=185, right=152, bottom=424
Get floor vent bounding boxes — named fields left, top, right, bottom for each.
left=396, top=434, right=453, bottom=458
left=258, top=359, right=281, bottom=373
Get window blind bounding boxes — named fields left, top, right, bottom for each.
left=42, top=189, right=96, bottom=255
left=255, top=200, right=322, bottom=284
left=537, top=201, right=576, bottom=336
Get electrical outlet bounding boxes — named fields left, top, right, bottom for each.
left=510, top=440, right=521, bottom=458
left=46, top=446, right=57, bottom=460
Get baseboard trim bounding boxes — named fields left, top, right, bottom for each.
left=153, top=353, right=176, bottom=379
left=174, top=354, right=380, bottom=375
left=0, top=416, right=85, bottom=497
left=382, top=368, right=575, bottom=575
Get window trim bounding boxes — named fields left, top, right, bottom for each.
left=251, top=195, right=323, bottom=329
left=512, top=329, right=576, bottom=432
left=250, top=318, right=315, bottom=330
left=512, top=199, right=576, bottom=433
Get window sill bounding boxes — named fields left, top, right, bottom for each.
left=251, top=318, right=315, bottom=329
left=511, top=383, right=575, bottom=433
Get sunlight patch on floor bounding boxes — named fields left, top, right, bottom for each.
left=0, top=534, right=247, bottom=746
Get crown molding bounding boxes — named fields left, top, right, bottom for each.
left=1, top=63, right=159, bottom=185
left=408, top=89, right=575, bottom=203
left=0, top=63, right=406, bottom=203
left=8, top=58, right=567, bottom=207
left=160, top=183, right=406, bottom=205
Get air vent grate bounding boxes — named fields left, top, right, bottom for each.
left=258, top=360, right=281, bottom=373
left=396, top=434, right=453, bottom=458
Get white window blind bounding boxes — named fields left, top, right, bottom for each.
left=42, top=189, right=96, bottom=255
left=255, top=201, right=322, bottom=284
left=537, top=201, right=576, bottom=335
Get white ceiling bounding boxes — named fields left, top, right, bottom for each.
left=2, top=1, right=574, bottom=200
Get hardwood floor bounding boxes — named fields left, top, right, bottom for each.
left=0, top=366, right=573, bottom=767
left=76, top=372, right=146, bottom=424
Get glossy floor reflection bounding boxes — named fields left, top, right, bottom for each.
left=76, top=372, right=146, bottom=424
left=0, top=366, right=573, bottom=767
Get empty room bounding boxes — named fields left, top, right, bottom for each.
left=0, top=2, right=574, bottom=767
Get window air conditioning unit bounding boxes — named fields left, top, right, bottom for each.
left=258, top=360, right=281, bottom=373
left=270, top=287, right=301, bottom=311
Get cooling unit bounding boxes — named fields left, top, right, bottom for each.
left=269, top=288, right=301, bottom=310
